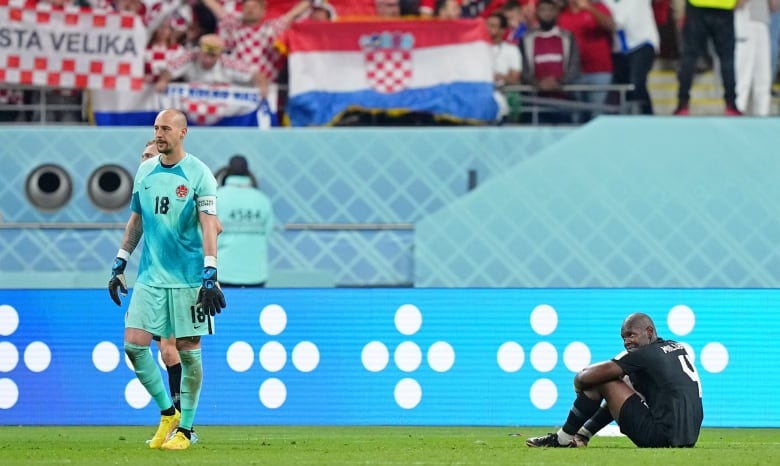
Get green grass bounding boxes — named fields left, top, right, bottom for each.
left=0, top=426, right=778, bottom=465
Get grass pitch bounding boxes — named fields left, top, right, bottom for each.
left=0, top=426, right=777, bottom=465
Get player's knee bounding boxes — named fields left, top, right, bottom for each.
left=160, top=346, right=180, bottom=366
left=124, top=342, right=150, bottom=364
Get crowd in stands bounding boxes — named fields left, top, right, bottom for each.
left=1, top=0, right=780, bottom=125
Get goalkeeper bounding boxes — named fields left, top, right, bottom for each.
left=108, top=109, right=226, bottom=451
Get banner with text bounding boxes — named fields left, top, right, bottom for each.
left=90, top=82, right=279, bottom=128
left=0, top=1, right=146, bottom=90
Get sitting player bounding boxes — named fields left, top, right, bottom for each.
left=526, top=312, right=703, bottom=448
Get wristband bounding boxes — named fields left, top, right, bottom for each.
left=204, top=255, right=217, bottom=268
left=116, top=249, right=130, bottom=261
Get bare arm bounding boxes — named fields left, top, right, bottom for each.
left=199, top=211, right=223, bottom=258
left=120, top=212, right=143, bottom=254
left=583, top=1, right=615, bottom=33
left=284, top=0, right=315, bottom=23
left=574, top=360, right=626, bottom=392
left=200, top=0, right=226, bottom=20
left=252, top=70, right=270, bottom=97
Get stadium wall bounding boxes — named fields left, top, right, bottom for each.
left=0, top=126, right=567, bottom=288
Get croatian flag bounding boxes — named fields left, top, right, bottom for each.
left=285, top=20, right=499, bottom=126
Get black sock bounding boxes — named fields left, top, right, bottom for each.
left=582, top=405, right=614, bottom=437
left=167, top=363, right=182, bottom=412
left=177, top=427, right=191, bottom=440
left=562, top=393, right=602, bottom=435
left=161, top=405, right=176, bottom=416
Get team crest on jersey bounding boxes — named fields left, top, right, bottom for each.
left=359, top=31, right=414, bottom=94
left=176, top=184, right=189, bottom=199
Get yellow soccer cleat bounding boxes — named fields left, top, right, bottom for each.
left=148, top=410, right=180, bottom=449
left=161, top=431, right=191, bottom=450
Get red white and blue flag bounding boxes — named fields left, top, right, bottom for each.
left=284, top=20, right=499, bottom=126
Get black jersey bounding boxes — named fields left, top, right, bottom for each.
left=612, top=338, right=704, bottom=447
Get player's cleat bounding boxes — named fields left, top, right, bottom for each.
left=161, top=431, right=191, bottom=450
left=148, top=410, right=181, bottom=449
left=573, top=433, right=590, bottom=447
left=526, top=432, right=576, bottom=448
left=146, top=427, right=197, bottom=445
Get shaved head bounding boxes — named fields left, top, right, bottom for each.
left=153, top=108, right=188, bottom=162
left=620, top=312, right=658, bottom=351
left=623, top=313, right=654, bottom=330
left=156, top=108, right=188, bottom=129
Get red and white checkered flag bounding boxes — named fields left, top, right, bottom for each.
left=360, top=31, right=414, bottom=94
left=0, top=1, right=146, bottom=91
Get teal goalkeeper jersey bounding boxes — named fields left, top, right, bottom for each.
left=131, top=153, right=218, bottom=288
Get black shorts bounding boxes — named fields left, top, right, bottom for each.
left=617, top=394, right=670, bottom=448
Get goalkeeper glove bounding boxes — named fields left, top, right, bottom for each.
left=108, top=257, right=128, bottom=306
left=196, top=266, right=226, bottom=316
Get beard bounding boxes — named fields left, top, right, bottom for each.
left=538, top=19, right=556, bottom=31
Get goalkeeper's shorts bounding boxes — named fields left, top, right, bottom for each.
left=126, top=283, right=215, bottom=339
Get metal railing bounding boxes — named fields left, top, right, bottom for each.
left=0, top=83, right=637, bottom=126
left=0, top=222, right=414, bottom=231
left=0, top=85, right=86, bottom=125
left=500, top=83, right=637, bottom=125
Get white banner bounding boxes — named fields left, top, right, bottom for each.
left=0, top=2, right=146, bottom=90
left=91, top=82, right=279, bottom=128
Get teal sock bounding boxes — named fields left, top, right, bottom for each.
left=179, top=349, right=202, bottom=430
left=124, top=342, right=172, bottom=411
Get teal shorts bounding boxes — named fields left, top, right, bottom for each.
left=126, top=282, right=215, bottom=339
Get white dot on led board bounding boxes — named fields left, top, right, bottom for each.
left=259, top=378, right=287, bottom=409
left=497, top=341, right=525, bottom=373
left=395, top=304, right=422, bottom=336
left=259, top=304, right=287, bottom=336
left=226, top=341, right=255, bottom=372
left=394, top=378, right=422, bottom=409
left=362, top=341, right=389, bottom=372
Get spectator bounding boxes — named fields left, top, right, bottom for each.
left=770, top=1, right=780, bottom=90
left=309, top=1, right=337, bottom=20
left=201, top=0, right=312, bottom=83
left=435, top=0, right=463, bottom=18
left=558, top=0, right=615, bottom=121
left=502, top=0, right=535, bottom=43
left=487, top=12, right=523, bottom=121
left=601, top=0, right=659, bottom=115
left=0, top=90, right=25, bottom=123
left=155, top=33, right=267, bottom=94
left=217, top=155, right=276, bottom=288
left=422, top=0, right=502, bottom=18
left=519, top=0, right=581, bottom=123
left=184, top=2, right=219, bottom=48
left=145, top=18, right=187, bottom=86
left=376, top=0, right=403, bottom=17
left=734, top=0, right=773, bottom=115
left=673, top=0, right=740, bottom=115
left=400, top=0, right=422, bottom=15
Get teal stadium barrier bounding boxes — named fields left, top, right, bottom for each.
left=1, top=118, right=779, bottom=288
left=0, top=126, right=567, bottom=287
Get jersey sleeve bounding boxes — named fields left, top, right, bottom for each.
left=612, top=347, right=649, bottom=375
